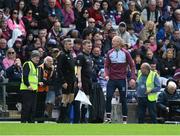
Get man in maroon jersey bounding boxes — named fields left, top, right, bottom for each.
left=104, top=35, right=136, bottom=124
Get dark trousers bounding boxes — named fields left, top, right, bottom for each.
left=36, top=92, right=47, bottom=123
left=106, top=79, right=127, bottom=116
left=81, top=77, right=92, bottom=95
left=73, top=101, right=88, bottom=123
left=21, top=90, right=37, bottom=123
left=73, top=100, right=80, bottom=123
left=138, top=97, right=157, bottom=123
left=73, top=87, right=89, bottom=123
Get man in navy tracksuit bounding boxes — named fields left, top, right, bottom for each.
left=104, top=36, right=136, bottom=123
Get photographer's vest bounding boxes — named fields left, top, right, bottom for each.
left=20, top=61, right=38, bottom=91
left=137, top=70, right=158, bottom=102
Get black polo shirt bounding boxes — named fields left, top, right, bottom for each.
left=76, top=52, right=93, bottom=79
left=57, top=50, right=75, bottom=84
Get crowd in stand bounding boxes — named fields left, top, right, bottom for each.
left=0, top=0, right=180, bottom=123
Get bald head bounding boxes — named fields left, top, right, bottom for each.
left=140, top=63, right=151, bottom=75
left=44, top=56, right=53, bottom=68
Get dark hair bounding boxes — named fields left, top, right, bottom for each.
left=92, top=31, right=101, bottom=37
left=24, top=8, right=32, bottom=16
left=148, top=35, right=155, bottom=42
left=80, top=8, right=88, bottom=16
left=93, top=0, right=100, bottom=5
left=82, top=28, right=93, bottom=39
left=132, top=12, right=141, bottom=22
left=74, top=38, right=82, bottom=44
left=136, top=39, right=144, bottom=45
left=101, top=0, right=111, bottom=11
left=109, top=28, right=116, bottom=33
left=10, top=9, right=19, bottom=24
left=127, top=24, right=134, bottom=30
left=115, top=0, right=124, bottom=10
left=0, top=19, right=6, bottom=28
left=144, top=39, right=150, bottom=44
left=16, top=0, right=26, bottom=13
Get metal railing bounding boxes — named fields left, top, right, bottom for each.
left=0, top=80, right=21, bottom=120
left=0, top=80, right=180, bottom=122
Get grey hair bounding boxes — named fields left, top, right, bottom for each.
left=175, top=9, right=180, bottom=15
left=141, top=62, right=151, bottom=71
left=168, top=81, right=177, bottom=89
left=148, top=0, right=156, bottom=5
left=63, top=38, right=72, bottom=45
left=44, top=56, right=53, bottom=64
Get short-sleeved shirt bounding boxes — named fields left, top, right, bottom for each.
left=76, top=52, right=93, bottom=79
left=57, top=50, right=76, bottom=83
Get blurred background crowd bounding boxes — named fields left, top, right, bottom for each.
left=0, top=0, right=180, bottom=123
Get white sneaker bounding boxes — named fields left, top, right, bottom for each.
left=123, top=121, right=127, bottom=124
left=16, top=103, right=22, bottom=112
left=104, top=118, right=112, bottom=123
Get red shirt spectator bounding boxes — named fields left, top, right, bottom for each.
left=88, top=1, right=104, bottom=26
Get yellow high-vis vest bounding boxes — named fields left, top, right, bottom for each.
left=137, top=70, right=158, bottom=102
left=20, top=61, right=38, bottom=91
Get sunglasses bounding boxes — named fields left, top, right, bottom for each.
left=117, top=3, right=123, bottom=6
left=8, top=52, right=15, bottom=54
left=89, top=21, right=95, bottom=23
left=13, top=12, right=18, bottom=14
left=28, top=12, right=32, bottom=15
left=52, top=50, right=59, bottom=53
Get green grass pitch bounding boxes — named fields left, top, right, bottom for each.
left=0, top=123, right=180, bottom=135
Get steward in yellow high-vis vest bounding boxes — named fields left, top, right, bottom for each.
left=137, top=70, right=159, bottom=102
left=20, top=61, right=38, bottom=91
left=136, top=63, right=161, bottom=124
left=20, top=50, right=40, bottom=123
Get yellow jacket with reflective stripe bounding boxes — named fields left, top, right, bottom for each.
left=137, top=70, right=158, bottom=101
left=20, top=61, right=38, bottom=91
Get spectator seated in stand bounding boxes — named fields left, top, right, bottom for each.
left=157, top=79, right=180, bottom=121
left=6, top=58, right=22, bottom=82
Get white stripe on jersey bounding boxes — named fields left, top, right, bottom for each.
left=109, top=50, right=126, bottom=63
